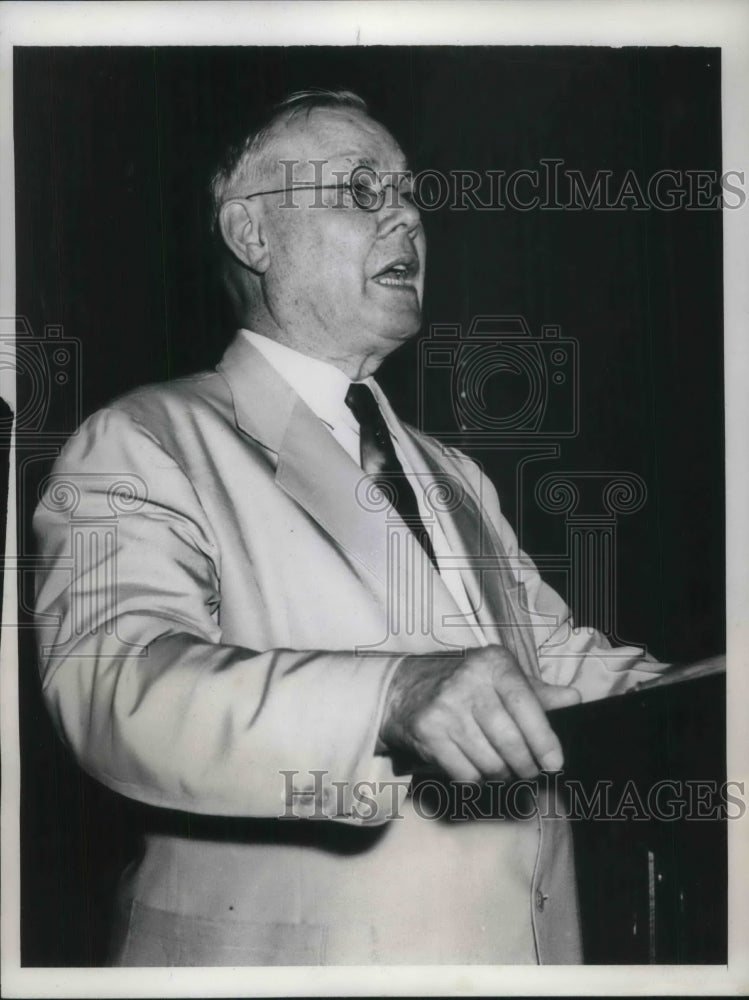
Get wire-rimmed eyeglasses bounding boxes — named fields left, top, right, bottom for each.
left=230, top=166, right=419, bottom=213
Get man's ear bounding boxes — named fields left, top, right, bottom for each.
left=218, top=199, right=270, bottom=273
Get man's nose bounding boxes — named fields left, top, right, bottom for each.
left=376, top=189, right=422, bottom=240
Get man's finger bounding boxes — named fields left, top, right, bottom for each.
left=454, top=714, right=509, bottom=778
left=429, top=739, right=483, bottom=784
left=472, top=700, right=539, bottom=778
left=490, top=674, right=565, bottom=772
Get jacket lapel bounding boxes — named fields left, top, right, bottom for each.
left=217, top=334, right=485, bottom=653
left=396, top=422, right=542, bottom=676
left=394, top=424, right=499, bottom=639
left=217, top=334, right=388, bottom=582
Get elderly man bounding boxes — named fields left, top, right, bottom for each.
left=34, top=89, right=665, bottom=966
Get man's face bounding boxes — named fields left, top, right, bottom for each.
left=257, top=107, right=426, bottom=365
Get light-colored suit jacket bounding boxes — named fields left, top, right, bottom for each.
left=34, top=333, right=663, bottom=965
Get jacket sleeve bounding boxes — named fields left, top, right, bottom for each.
left=33, top=406, right=403, bottom=822
left=464, top=458, right=668, bottom=702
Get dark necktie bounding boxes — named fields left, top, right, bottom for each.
left=345, top=382, right=438, bottom=571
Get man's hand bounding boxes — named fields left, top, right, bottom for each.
left=379, top=646, right=581, bottom=782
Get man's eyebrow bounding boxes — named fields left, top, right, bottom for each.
left=331, top=153, right=410, bottom=172
left=331, top=153, right=378, bottom=168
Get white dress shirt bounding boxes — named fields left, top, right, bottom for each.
left=240, top=329, right=488, bottom=643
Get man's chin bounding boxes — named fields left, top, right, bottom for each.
left=373, top=303, right=423, bottom=342
left=379, top=318, right=422, bottom=349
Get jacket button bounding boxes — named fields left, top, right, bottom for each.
left=536, top=889, right=549, bottom=912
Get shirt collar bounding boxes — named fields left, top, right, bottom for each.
left=240, top=329, right=394, bottom=437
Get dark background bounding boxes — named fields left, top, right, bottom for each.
left=14, top=46, right=724, bottom=964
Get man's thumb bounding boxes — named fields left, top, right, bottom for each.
left=534, top=681, right=582, bottom=711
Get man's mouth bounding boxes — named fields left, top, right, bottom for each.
left=372, top=258, right=419, bottom=288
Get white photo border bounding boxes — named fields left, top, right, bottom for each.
left=1, top=1, right=747, bottom=996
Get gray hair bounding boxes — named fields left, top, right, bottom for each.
left=209, top=89, right=370, bottom=225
